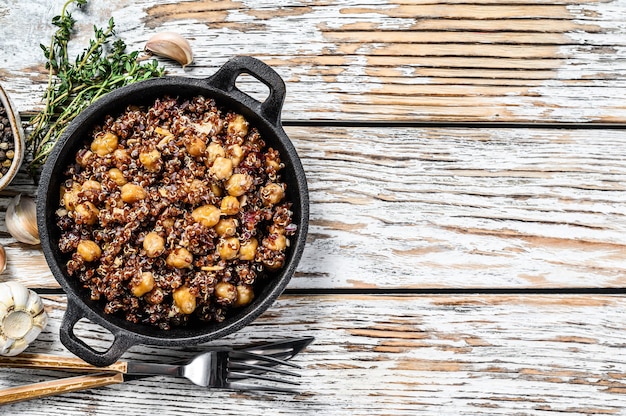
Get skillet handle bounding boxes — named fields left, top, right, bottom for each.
left=60, top=299, right=135, bottom=367
left=208, top=56, right=286, bottom=127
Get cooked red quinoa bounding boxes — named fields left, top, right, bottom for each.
left=56, top=95, right=295, bottom=329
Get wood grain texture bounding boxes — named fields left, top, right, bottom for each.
left=0, top=1, right=624, bottom=414
left=2, top=126, right=624, bottom=290
left=0, top=373, right=124, bottom=405
left=2, top=294, right=626, bottom=415
left=0, top=354, right=128, bottom=374
left=1, top=0, right=626, bottom=122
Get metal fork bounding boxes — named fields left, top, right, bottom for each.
left=0, top=337, right=314, bottom=403
left=136, top=336, right=315, bottom=391
left=123, top=349, right=303, bottom=392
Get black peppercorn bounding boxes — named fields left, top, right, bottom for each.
left=0, top=105, right=14, bottom=178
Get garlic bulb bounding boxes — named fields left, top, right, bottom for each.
left=6, top=194, right=40, bottom=245
left=0, top=281, right=48, bottom=356
left=145, top=32, right=193, bottom=67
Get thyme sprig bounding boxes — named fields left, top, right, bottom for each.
left=27, top=0, right=165, bottom=173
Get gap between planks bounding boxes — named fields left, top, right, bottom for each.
left=18, top=111, right=626, bottom=130
left=33, top=287, right=626, bottom=296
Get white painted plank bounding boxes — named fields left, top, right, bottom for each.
left=1, top=0, right=626, bottom=122
left=2, top=294, right=626, bottom=415
left=3, top=127, right=624, bottom=290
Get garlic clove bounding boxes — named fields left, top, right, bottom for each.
left=0, top=281, right=48, bottom=356
left=25, top=290, right=45, bottom=316
left=6, top=194, right=40, bottom=245
left=0, top=289, right=12, bottom=310
left=145, top=31, right=193, bottom=67
left=0, top=335, right=15, bottom=355
left=6, top=281, right=28, bottom=310
left=2, top=338, right=26, bottom=357
left=32, top=310, right=48, bottom=330
left=23, top=323, right=44, bottom=344
left=0, top=302, right=8, bottom=321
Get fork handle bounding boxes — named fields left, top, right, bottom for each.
left=0, top=353, right=128, bottom=374
left=125, top=361, right=181, bottom=377
left=0, top=354, right=180, bottom=378
left=0, top=373, right=124, bottom=405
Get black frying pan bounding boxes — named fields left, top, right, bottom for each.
left=36, top=56, right=309, bottom=367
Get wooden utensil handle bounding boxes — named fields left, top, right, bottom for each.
left=0, top=353, right=127, bottom=373
left=0, top=373, right=124, bottom=405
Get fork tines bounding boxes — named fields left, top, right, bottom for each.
left=240, top=337, right=315, bottom=362
left=230, top=350, right=302, bottom=368
left=228, top=370, right=300, bottom=386
left=226, top=350, right=303, bottom=392
left=229, top=361, right=300, bottom=378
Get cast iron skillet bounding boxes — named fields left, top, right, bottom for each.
left=37, top=56, right=309, bottom=367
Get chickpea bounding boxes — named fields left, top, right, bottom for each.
left=82, top=179, right=101, bottom=192
left=214, top=281, right=237, bottom=304
left=220, top=195, right=240, bottom=215
left=186, top=136, right=206, bottom=157
left=62, top=184, right=80, bottom=211
left=214, top=218, right=237, bottom=237
left=108, top=168, right=127, bottom=186
left=143, top=232, right=165, bottom=257
left=260, top=183, right=285, bottom=206
left=217, top=237, right=240, bottom=260
left=139, top=149, right=162, bottom=172
left=269, top=224, right=286, bottom=235
left=113, top=148, right=130, bottom=164
left=239, top=238, right=258, bottom=261
left=192, top=204, right=221, bottom=228
left=161, top=218, right=175, bottom=229
left=210, top=156, right=233, bottom=180
left=227, top=114, right=248, bottom=138
left=265, top=158, right=281, bottom=172
left=207, top=142, right=225, bottom=163
left=225, top=173, right=253, bottom=197
left=121, top=183, right=147, bottom=203
left=263, top=257, right=284, bottom=271
left=166, top=247, right=193, bottom=269
left=76, top=240, right=101, bottom=262
left=264, top=233, right=287, bottom=252
left=80, top=180, right=102, bottom=202
left=172, top=286, right=196, bottom=314
left=91, top=132, right=118, bottom=156
left=189, top=178, right=205, bottom=194
left=74, top=202, right=99, bottom=225
left=234, top=284, right=255, bottom=308
left=131, top=272, right=155, bottom=297
left=228, top=144, right=244, bottom=166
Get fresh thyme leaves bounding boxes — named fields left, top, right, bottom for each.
left=27, top=0, right=165, bottom=174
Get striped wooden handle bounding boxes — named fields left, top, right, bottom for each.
left=0, top=353, right=128, bottom=373
left=0, top=373, right=124, bottom=405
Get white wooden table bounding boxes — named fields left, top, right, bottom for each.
left=1, top=0, right=626, bottom=414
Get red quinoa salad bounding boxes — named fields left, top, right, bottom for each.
left=56, top=95, right=295, bottom=329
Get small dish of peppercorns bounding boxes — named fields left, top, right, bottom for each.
left=0, top=83, right=25, bottom=190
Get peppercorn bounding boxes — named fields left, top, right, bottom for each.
left=0, top=104, right=15, bottom=177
